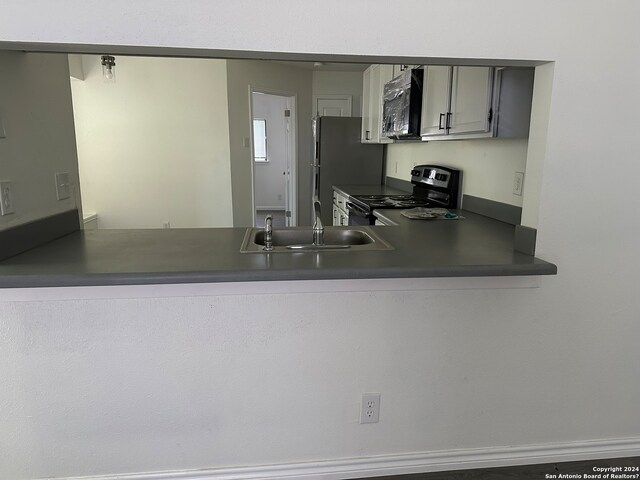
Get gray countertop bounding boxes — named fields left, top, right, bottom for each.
left=0, top=196, right=556, bottom=288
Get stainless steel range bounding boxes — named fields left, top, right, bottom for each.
left=347, top=165, right=462, bottom=225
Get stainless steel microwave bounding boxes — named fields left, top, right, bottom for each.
left=381, top=68, right=424, bottom=139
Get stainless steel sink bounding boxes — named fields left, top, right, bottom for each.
left=240, top=226, right=393, bottom=253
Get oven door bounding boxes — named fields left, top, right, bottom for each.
left=346, top=202, right=375, bottom=226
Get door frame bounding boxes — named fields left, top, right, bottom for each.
left=248, top=86, right=298, bottom=226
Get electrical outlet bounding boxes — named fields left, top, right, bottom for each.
left=360, top=393, right=381, bottom=424
left=0, top=181, right=15, bottom=215
left=513, top=172, right=524, bottom=196
left=55, top=172, right=71, bottom=200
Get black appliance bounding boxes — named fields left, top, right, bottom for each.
left=381, top=68, right=424, bottom=139
left=347, top=165, right=462, bottom=225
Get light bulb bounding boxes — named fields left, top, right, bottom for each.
left=101, top=55, right=116, bottom=82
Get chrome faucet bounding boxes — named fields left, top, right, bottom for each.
left=312, top=196, right=324, bottom=245
left=264, top=214, right=274, bottom=251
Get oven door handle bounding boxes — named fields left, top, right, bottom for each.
left=345, top=201, right=371, bottom=218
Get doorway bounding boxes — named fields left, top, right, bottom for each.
left=250, top=90, right=297, bottom=227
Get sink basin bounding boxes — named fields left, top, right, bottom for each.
left=240, top=226, right=393, bottom=253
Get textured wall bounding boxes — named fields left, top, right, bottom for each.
left=2, top=286, right=638, bottom=478
left=0, top=1, right=639, bottom=479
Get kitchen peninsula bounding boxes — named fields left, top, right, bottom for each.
left=0, top=203, right=556, bottom=288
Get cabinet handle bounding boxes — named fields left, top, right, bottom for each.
left=438, top=113, right=445, bottom=130
left=446, top=112, right=452, bottom=129
left=365, top=130, right=371, bottom=140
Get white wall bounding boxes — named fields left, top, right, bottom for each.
left=386, top=138, right=528, bottom=207
left=70, top=55, right=233, bottom=229
left=252, top=93, right=288, bottom=210
left=0, top=52, right=81, bottom=230
left=1, top=1, right=640, bottom=479
left=312, top=70, right=364, bottom=116
left=226, top=60, right=313, bottom=226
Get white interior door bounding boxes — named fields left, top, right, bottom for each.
left=250, top=91, right=297, bottom=227
left=314, top=95, right=352, bottom=117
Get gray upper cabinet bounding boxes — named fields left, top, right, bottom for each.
left=491, top=68, right=535, bottom=138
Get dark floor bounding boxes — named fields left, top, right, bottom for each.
left=256, top=209, right=287, bottom=227
left=361, top=456, right=639, bottom=480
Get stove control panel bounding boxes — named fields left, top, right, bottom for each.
left=411, top=165, right=455, bottom=189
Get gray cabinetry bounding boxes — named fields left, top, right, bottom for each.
left=420, top=66, right=534, bottom=141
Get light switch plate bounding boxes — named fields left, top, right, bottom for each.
left=513, top=172, right=524, bottom=196
left=1, top=181, right=15, bottom=215
left=55, top=172, right=71, bottom=200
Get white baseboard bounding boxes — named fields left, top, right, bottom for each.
left=53, top=437, right=640, bottom=480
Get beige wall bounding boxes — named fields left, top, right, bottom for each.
left=0, top=52, right=81, bottom=230
left=226, top=60, right=313, bottom=226
left=71, top=55, right=233, bottom=229
left=386, top=138, right=528, bottom=207
left=312, top=70, right=364, bottom=116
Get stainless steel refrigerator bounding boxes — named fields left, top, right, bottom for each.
left=312, top=116, right=385, bottom=225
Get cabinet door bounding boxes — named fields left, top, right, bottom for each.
left=361, top=66, right=373, bottom=142
left=448, top=66, right=493, bottom=135
left=370, top=65, right=394, bottom=144
left=420, top=66, right=452, bottom=137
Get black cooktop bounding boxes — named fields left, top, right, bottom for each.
left=352, top=194, right=431, bottom=210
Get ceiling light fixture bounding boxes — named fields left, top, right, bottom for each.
left=101, top=55, right=116, bottom=82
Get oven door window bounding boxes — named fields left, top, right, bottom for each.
left=346, top=202, right=374, bottom=226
